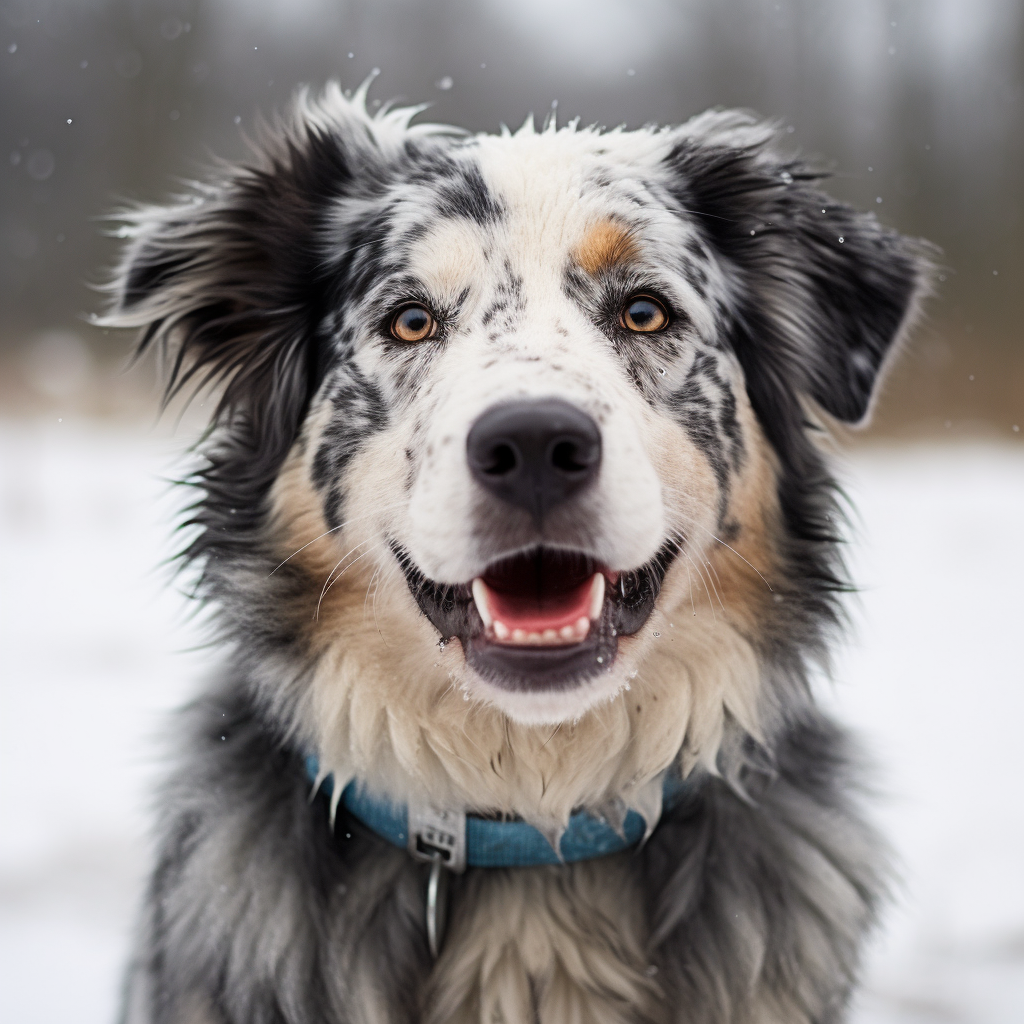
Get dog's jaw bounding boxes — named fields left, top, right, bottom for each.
left=391, top=539, right=680, bottom=724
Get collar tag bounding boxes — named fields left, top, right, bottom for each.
left=408, top=803, right=467, bottom=873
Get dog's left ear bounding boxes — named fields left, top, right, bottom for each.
left=667, top=116, right=934, bottom=424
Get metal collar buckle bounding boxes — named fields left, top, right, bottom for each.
left=408, top=804, right=466, bottom=958
left=408, top=804, right=467, bottom=872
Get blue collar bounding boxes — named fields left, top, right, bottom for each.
left=306, top=756, right=687, bottom=870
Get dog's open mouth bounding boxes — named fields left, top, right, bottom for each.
left=392, top=542, right=679, bottom=692
left=472, top=550, right=605, bottom=647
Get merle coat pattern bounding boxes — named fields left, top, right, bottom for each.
left=108, top=82, right=931, bottom=1024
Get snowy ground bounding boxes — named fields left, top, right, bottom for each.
left=1, top=419, right=1022, bottom=1024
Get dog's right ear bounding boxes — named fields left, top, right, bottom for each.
left=105, top=116, right=357, bottom=438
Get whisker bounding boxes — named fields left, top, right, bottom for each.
left=316, top=555, right=352, bottom=617
left=371, top=561, right=406, bottom=641
left=269, top=521, right=346, bottom=575
left=268, top=498, right=407, bottom=576
left=363, top=562, right=383, bottom=617
left=704, top=554, right=726, bottom=596
left=668, top=527, right=726, bottom=612
left=682, top=549, right=717, bottom=622
left=541, top=723, right=563, bottom=749
left=658, top=493, right=773, bottom=592
left=367, top=562, right=393, bottom=647
left=702, top=556, right=726, bottom=612
left=315, top=540, right=376, bottom=620
left=328, top=544, right=379, bottom=588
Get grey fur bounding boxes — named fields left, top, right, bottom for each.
left=120, top=680, right=884, bottom=1023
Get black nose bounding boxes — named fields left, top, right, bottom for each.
left=466, top=399, right=602, bottom=524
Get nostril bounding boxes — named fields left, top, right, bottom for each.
left=483, top=442, right=518, bottom=477
left=550, top=439, right=590, bottom=475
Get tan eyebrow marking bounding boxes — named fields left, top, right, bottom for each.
left=573, top=219, right=640, bottom=276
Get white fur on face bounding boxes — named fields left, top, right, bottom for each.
left=402, top=289, right=667, bottom=583
left=300, top=127, right=749, bottom=726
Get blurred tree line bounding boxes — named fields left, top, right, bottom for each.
left=1, top=0, right=1021, bottom=435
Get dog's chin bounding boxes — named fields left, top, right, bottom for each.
left=465, top=660, right=633, bottom=725
left=392, top=539, right=679, bottom=717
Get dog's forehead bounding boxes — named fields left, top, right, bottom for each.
left=379, top=130, right=701, bottom=294
left=467, top=129, right=677, bottom=230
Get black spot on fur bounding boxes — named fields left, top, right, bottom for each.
left=435, top=163, right=505, bottom=225
left=327, top=202, right=408, bottom=305
left=480, top=263, right=525, bottom=331
left=311, top=360, right=389, bottom=528
left=669, top=390, right=726, bottom=493
left=680, top=253, right=709, bottom=299
left=667, top=351, right=744, bottom=502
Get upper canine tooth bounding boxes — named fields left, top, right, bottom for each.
left=471, top=578, right=493, bottom=628
left=588, top=573, right=605, bottom=621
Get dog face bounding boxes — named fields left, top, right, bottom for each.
left=295, top=124, right=757, bottom=723
left=110, top=86, right=927, bottom=809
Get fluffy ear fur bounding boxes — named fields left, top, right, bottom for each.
left=101, top=88, right=402, bottom=575
left=667, top=114, right=934, bottom=425
left=103, top=126, right=351, bottom=571
left=107, top=115, right=355, bottom=457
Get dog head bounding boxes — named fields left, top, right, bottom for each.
left=109, top=85, right=929, bottom=812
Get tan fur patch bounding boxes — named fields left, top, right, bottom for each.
left=704, top=412, right=781, bottom=634
left=573, top=219, right=639, bottom=276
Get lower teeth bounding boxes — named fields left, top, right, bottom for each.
left=489, top=615, right=590, bottom=646
left=475, top=573, right=605, bottom=647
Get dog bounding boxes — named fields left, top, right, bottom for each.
left=107, top=81, right=930, bottom=1024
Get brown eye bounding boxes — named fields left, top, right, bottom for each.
left=391, top=304, right=437, bottom=342
left=621, top=296, right=668, bottom=333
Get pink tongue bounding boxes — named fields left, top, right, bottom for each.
left=485, top=579, right=593, bottom=633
